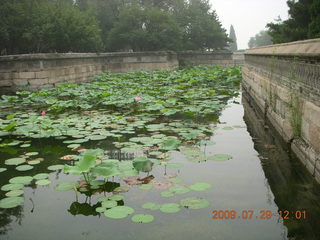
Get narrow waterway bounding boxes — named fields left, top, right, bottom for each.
left=0, top=93, right=319, bottom=240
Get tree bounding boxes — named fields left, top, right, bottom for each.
left=228, top=25, right=237, bottom=51
left=0, top=0, right=103, bottom=55
left=267, top=0, right=320, bottom=44
left=248, top=30, right=273, bottom=48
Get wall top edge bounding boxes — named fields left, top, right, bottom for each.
left=0, top=51, right=177, bottom=62
left=178, top=50, right=232, bottom=54
left=245, top=38, right=320, bottom=56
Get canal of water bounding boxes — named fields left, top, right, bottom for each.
left=0, top=93, right=319, bottom=240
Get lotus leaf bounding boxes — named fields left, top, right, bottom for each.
left=0, top=197, right=24, bottom=209
left=131, top=214, right=154, bottom=223
left=104, top=206, right=134, bottom=219
left=160, top=203, right=181, bottom=213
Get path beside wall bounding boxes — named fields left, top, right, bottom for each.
left=242, top=38, right=320, bottom=183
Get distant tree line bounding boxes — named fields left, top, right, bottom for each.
left=248, top=30, right=272, bottom=48
left=0, top=0, right=230, bottom=55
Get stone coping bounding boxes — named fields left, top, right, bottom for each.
left=245, top=38, right=320, bottom=57
left=0, top=51, right=177, bottom=62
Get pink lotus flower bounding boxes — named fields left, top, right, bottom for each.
left=134, top=96, right=142, bottom=102
left=41, top=111, right=46, bottom=116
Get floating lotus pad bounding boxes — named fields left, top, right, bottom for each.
left=139, top=184, right=154, bottom=190
left=16, top=165, right=34, bottom=171
left=33, top=173, right=49, bottom=180
left=131, top=214, right=154, bottom=223
left=160, top=203, right=181, bottom=213
left=102, top=200, right=117, bottom=208
left=141, top=202, right=160, bottom=210
left=104, top=206, right=135, bottom=219
left=0, top=197, right=24, bottom=209
left=180, top=197, right=210, bottom=209
left=28, top=160, right=41, bottom=165
left=54, top=181, right=79, bottom=191
left=161, top=191, right=174, bottom=197
left=25, top=152, right=39, bottom=156
left=48, top=165, right=64, bottom=171
left=5, top=189, right=24, bottom=197
left=108, top=194, right=124, bottom=201
left=5, top=158, right=26, bottom=166
left=1, top=183, right=24, bottom=191
left=208, top=154, right=233, bottom=161
left=189, top=182, right=212, bottom=191
left=36, top=179, right=51, bottom=186
left=167, top=178, right=183, bottom=184
left=0, top=168, right=7, bottom=173
left=168, top=186, right=190, bottom=195
left=95, top=207, right=106, bottom=213
left=113, top=186, right=130, bottom=192
left=9, top=176, right=33, bottom=184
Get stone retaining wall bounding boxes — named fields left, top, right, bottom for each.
left=0, top=50, right=236, bottom=94
left=177, top=50, right=233, bottom=66
left=242, top=38, right=320, bottom=183
left=0, top=51, right=178, bottom=94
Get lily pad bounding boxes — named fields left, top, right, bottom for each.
left=96, top=207, right=106, bottom=213
left=167, top=178, right=183, bottom=184
left=16, top=165, right=34, bottom=171
left=25, top=152, right=39, bottom=156
left=36, top=179, right=51, bottom=186
left=108, top=194, right=125, bottom=201
left=139, top=184, right=154, bottom=190
left=1, top=183, right=24, bottom=191
left=131, top=214, right=154, bottom=223
left=102, top=200, right=117, bottom=209
left=208, top=154, right=233, bottom=161
left=48, top=165, right=64, bottom=171
left=9, top=176, right=33, bottom=184
left=180, top=197, right=210, bottom=209
left=5, top=158, right=26, bottom=166
left=161, top=191, right=174, bottom=197
left=189, top=182, right=212, bottom=191
left=33, top=173, right=49, bottom=180
left=0, top=197, right=24, bottom=209
left=54, top=181, right=78, bottom=191
left=104, top=206, right=135, bottom=219
left=160, top=203, right=181, bottom=213
left=0, top=168, right=7, bottom=173
left=141, top=202, right=160, bottom=210
left=5, top=190, right=24, bottom=197
left=27, top=160, right=41, bottom=165
left=168, top=185, right=190, bottom=195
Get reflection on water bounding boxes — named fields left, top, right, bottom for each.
left=0, top=94, right=319, bottom=240
left=243, top=92, right=320, bottom=240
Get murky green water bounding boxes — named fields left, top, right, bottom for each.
left=0, top=93, right=319, bottom=240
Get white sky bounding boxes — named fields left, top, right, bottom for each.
left=210, top=0, right=289, bottom=49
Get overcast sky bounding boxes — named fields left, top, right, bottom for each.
left=210, top=0, right=290, bottom=49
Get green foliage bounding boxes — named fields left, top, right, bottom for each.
left=248, top=30, right=273, bottom=48
left=228, top=25, right=238, bottom=51
left=267, top=0, right=320, bottom=44
left=1, top=0, right=229, bottom=54
left=0, top=0, right=103, bottom=54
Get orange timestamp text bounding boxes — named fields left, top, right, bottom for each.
left=211, top=210, right=307, bottom=220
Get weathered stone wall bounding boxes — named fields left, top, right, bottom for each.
left=0, top=51, right=179, bottom=94
left=0, top=50, right=236, bottom=94
left=177, top=50, right=233, bottom=66
left=242, top=38, right=320, bottom=183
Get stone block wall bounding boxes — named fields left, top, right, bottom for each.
left=177, top=50, right=234, bottom=66
left=0, top=51, right=179, bottom=94
left=242, top=38, right=320, bottom=183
